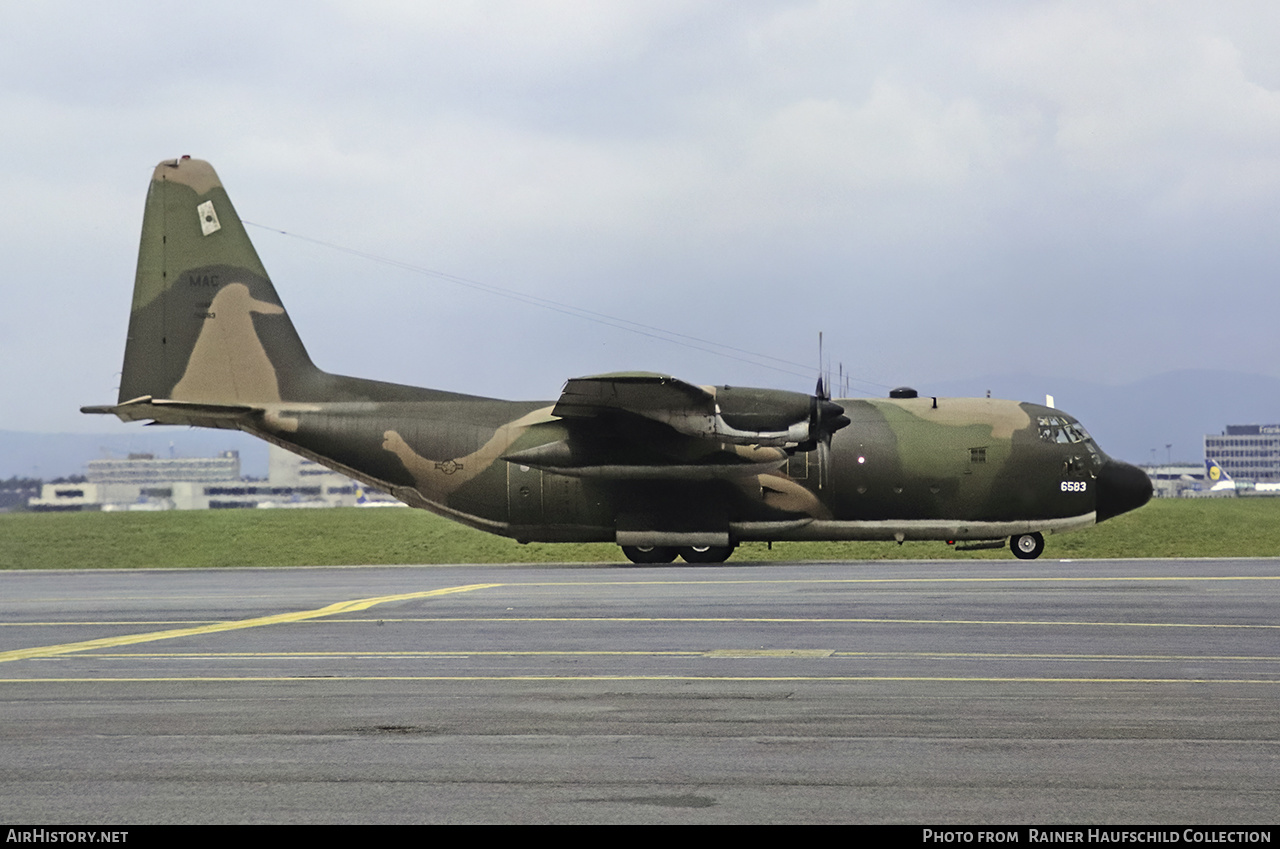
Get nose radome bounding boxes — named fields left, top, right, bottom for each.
left=1096, top=459, right=1153, bottom=522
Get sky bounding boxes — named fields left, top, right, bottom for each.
left=3, top=0, right=1279, bottom=437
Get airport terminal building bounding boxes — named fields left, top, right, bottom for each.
left=1113, top=423, right=1280, bottom=498
left=1204, top=424, right=1280, bottom=483
left=28, top=447, right=401, bottom=511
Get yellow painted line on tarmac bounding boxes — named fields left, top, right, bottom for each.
left=706, top=649, right=835, bottom=658
left=46, top=650, right=1280, bottom=662
left=76, top=650, right=704, bottom=658
left=1, top=675, right=1279, bottom=685
left=0, top=584, right=500, bottom=664
left=334, top=615, right=1280, bottom=630
left=517, top=575, right=1280, bottom=587
left=8, top=615, right=1278, bottom=630
left=0, top=621, right=226, bottom=627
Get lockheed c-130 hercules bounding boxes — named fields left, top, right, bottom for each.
left=84, top=157, right=1152, bottom=563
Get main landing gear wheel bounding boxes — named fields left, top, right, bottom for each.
left=1010, top=532, right=1045, bottom=560
left=679, top=545, right=735, bottom=564
left=621, top=545, right=678, bottom=564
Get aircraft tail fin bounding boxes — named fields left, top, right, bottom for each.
left=1205, top=458, right=1236, bottom=491
left=115, top=157, right=321, bottom=406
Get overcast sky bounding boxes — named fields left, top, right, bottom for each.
left=4, top=1, right=1279, bottom=435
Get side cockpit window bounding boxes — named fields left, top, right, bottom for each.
left=1038, top=416, right=1101, bottom=467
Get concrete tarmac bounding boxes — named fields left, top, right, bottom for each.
left=0, top=559, right=1277, bottom=824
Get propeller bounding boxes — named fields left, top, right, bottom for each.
left=809, top=333, right=851, bottom=488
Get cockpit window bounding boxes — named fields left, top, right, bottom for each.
left=1038, top=417, right=1092, bottom=445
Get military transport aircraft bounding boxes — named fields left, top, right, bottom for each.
left=83, top=157, right=1152, bottom=563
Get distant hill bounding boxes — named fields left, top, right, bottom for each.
left=0, top=429, right=268, bottom=480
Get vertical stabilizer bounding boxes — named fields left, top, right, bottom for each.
left=1205, top=458, right=1236, bottom=491
left=118, top=157, right=320, bottom=404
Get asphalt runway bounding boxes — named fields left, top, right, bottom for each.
left=0, top=558, right=1277, bottom=824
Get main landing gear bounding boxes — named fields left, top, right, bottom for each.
left=1009, top=531, right=1045, bottom=560
left=621, top=545, right=736, bottom=565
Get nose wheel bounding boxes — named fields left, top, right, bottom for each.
left=1010, top=532, right=1045, bottom=560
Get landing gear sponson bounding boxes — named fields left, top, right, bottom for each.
left=623, top=533, right=1050, bottom=563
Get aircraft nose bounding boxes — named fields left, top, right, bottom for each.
left=1095, top=459, right=1153, bottom=522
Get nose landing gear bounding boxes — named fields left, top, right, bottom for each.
left=1010, top=532, right=1045, bottom=560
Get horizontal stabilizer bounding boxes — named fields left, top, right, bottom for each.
left=80, top=396, right=262, bottom=428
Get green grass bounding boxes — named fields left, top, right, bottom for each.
left=1, top=498, right=1278, bottom=569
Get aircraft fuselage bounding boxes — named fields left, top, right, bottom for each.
left=200, top=390, right=1146, bottom=551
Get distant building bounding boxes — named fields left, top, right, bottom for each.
left=1204, top=425, right=1280, bottom=484
left=28, top=481, right=105, bottom=512
left=29, top=452, right=241, bottom=511
left=28, top=446, right=401, bottom=511
left=1140, top=462, right=1206, bottom=499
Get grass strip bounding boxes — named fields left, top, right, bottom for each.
left=1, top=498, right=1277, bottom=569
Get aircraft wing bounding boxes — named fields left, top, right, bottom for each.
left=550, top=372, right=825, bottom=447
left=547, top=373, right=839, bottom=450
left=501, top=371, right=849, bottom=480
left=552, top=372, right=715, bottom=420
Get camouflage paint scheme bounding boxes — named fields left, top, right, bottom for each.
left=84, top=158, right=1152, bottom=562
